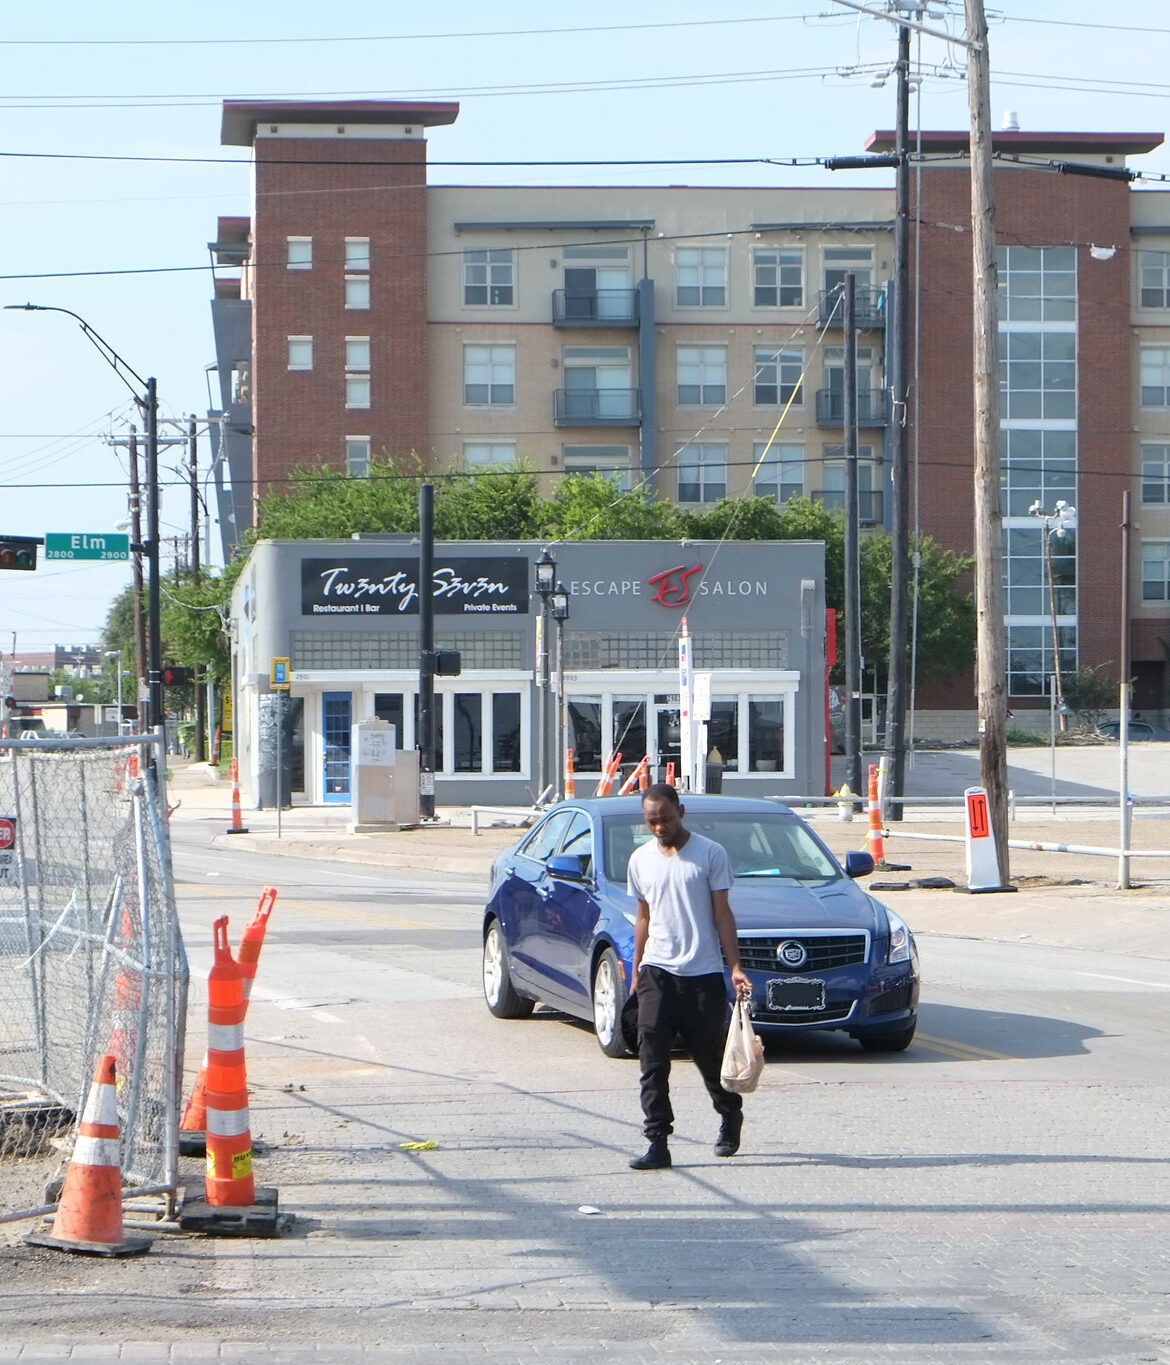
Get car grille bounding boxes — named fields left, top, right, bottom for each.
left=751, top=1002, right=855, bottom=1026
left=869, top=981, right=914, bottom=1016
left=737, top=933, right=869, bottom=974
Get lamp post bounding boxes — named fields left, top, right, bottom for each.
left=534, top=549, right=557, bottom=803
left=5, top=303, right=163, bottom=743
left=1029, top=499, right=1077, bottom=729
left=104, top=650, right=123, bottom=736
left=550, top=582, right=570, bottom=801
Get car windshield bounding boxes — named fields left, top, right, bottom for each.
left=601, top=811, right=839, bottom=884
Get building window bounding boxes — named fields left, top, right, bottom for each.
left=753, top=248, right=803, bottom=307
left=753, top=346, right=803, bottom=406
left=562, top=345, right=633, bottom=420
left=345, top=337, right=370, bottom=409
left=678, top=442, right=727, bottom=503
left=567, top=698, right=603, bottom=771
left=1142, top=541, right=1170, bottom=601
left=997, top=245, right=1076, bottom=323
left=1002, top=429, right=1076, bottom=518
left=820, top=449, right=881, bottom=523
left=452, top=693, right=483, bottom=772
left=345, top=437, right=371, bottom=477
left=491, top=693, right=522, bottom=772
left=1141, top=346, right=1170, bottom=408
left=677, top=345, right=727, bottom=406
left=1000, top=330, right=1076, bottom=421
left=822, top=246, right=873, bottom=303
left=1142, top=444, right=1170, bottom=504
left=464, top=248, right=515, bottom=306
left=286, top=236, right=312, bottom=270
left=1140, top=250, right=1170, bottom=309
left=563, top=444, right=632, bottom=488
left=287, top=336, right=313, bottom=371
left=1006, top=623, right=1076, bottom=697
left=676, top=247, right=726, bottom=307
left=1005, top=522, right=1075, bottom=619
left=345, top=236, right=370, bottom=272
left=747, top=699, right=784, bottom=772
left=345, top=276, right=370, bottom=310
left=464, top=442, right=517, bottom=471
left=464, top=344, right=515, bottom=406
left=753, top=443, right=804, bottom=504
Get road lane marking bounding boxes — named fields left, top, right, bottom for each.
left=913, top=1032, right=1020, bottom=1062
left=1075, top=971, right=1170, bottom=989
left=173, top=880, right=464, bottom=932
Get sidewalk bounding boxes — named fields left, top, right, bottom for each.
left=166, top=756, right=1170, bottom=962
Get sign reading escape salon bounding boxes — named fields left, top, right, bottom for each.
left=301, top=557, right=529, bottom=617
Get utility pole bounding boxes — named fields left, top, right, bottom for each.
left=1118, top=490, right=1132, bottom=889
left=128, top=426, right=147, bottom=720
left=966, top=0, right=1011, bottom=878
left=417, top=482, right=436, bottom=821
left=843, top=273, right=864, bottom=800
left=884, top=18, right=912, bottom=821
left=188, top=414, right=206, bottom=763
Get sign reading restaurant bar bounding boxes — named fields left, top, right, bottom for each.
left=301, top=557, right=529, bottom=617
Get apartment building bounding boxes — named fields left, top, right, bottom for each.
left=209, top=99, right=1170, bottom=732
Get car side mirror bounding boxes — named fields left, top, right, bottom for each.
left=547, top=852, right=590, bottom=882
left=845, top=851, right=875, bottom=879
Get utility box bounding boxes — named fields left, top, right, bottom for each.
left=349, top=720, right=419, bottom=830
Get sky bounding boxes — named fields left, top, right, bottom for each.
left=0, top=0, right=1166, bottom=658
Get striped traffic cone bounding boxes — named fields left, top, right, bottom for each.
left=664, top=761, right=676, bottom=788
left=238, top=886, right=276, bottom=1003
left=595, top=751, right=622, bottom=798
left=226, top=757, right=249, bottom=835
left=618, top=756, right=649, bottom=796
left=26, top=1054, right=151, bottom=1257
left=564, top=750, right=576, bottom=799
left=867, top=764, right=886, bottom=866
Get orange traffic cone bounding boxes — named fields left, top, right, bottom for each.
left=25, top=1054, right=150, bottom=1256
left=664, top=761, right=676, bottom=788
left=238, top=887, right=277, bottom=1004
left=226, top=757, right=249, bottom=835
left=618, top=756, right=649, bottom=796
left=867, top=764, right=886, bottom=867
left=595, top=751, right=622, bottom=798
left=564, top=749, right=576, bottom=799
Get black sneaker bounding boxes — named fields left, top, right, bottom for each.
left=629, top=1139, right=671, bottom=1170
left=714, top=1112, right=743, bottom=1158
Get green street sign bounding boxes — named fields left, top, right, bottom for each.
left=44, top=533, right=130, bottom=562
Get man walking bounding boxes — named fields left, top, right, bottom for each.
left=626, top=783, right=750, bottom=1170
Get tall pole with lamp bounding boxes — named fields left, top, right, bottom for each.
left=534, top=549, right=557, bottom=804
left=550, top=582, right=570, bottom=801
left=5, top=303, right=164, bottom=749
left=104, top=650, right=123, bottom=736
left=1028, top=498, right=1077, bottom=729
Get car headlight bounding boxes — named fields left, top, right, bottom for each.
left=885, top=908, right=912, bottom=965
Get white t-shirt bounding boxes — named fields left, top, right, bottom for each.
left=627, top=831, right=735, bottom=977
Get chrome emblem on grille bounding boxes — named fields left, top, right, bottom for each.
left=777, top=941, right=807, bottom=969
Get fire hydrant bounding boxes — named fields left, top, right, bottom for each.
left=835, top=784, right=855, bottom=821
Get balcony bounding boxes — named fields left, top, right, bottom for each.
left=812, top=488, right=885, bottom=525
left=554, top=388, right=641, bottom=427
left=552, top=289, right=639, bottom=327
left=816, top=285, right=886, bottom=330
left=815, top=388, right=890, bottom=427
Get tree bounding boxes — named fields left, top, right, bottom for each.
left=252, top=456, right=423, bottom=539
left=434, top=467, right=542, bottom=540
left=1061, top=664, right=1115, bottom=731
left=541, top=473, right=683, bottom=540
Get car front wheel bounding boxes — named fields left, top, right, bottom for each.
left=593, top=948, right=633, bottom=1057
left=858, top=1023, right=916, bottom=1053
left=483, top=919, right=535, bottom=1020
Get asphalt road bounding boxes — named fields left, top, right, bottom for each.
left=1, top=813, right=1168, bottom=1363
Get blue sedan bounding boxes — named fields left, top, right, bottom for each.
left=481, top=795, right=919, bottom=1057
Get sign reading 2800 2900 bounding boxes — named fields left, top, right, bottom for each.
left=44, top=533, right=130, bottom=561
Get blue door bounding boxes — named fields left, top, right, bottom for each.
left=322, top=692, right=352, bottom=802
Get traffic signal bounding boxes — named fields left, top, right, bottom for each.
left=161, top=665, right=192, bottom=687
left=0, top=537, right=40, bottom=571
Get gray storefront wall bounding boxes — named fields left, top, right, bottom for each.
left=230, top=538, right=826, bottom=808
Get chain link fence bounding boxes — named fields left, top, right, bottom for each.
left=0, top=735, right=188, bottom=1225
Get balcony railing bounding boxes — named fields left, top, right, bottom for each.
left=815, top=388, right=890, bottom=427
left=554, top=388, right=642, bottom=426
left=552, top=289, right=639, bottom=327
left=811, top=488, right=885, bottom=525
left=816, top=285, right=886, bottom=330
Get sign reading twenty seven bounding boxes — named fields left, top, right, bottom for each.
left=45, top=534, right=130, bottom=562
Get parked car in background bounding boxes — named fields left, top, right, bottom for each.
left=482, top=794, right=919, bottom=1058
left=1097, top=719, right=1170, bottom=741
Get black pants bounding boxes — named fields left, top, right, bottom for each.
left=635, top=965, right=742, bottom=1140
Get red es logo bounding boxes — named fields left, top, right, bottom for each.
left=648, top=562, right=702, bottom=607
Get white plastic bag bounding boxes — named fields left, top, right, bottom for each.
left=720, top=998, right=764, bottom=1094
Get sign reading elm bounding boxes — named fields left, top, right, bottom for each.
left=301, top=557, right=529, bottom=616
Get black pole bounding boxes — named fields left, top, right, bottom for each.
left=418, top=482, right=436, bottom=820
left=843, top=274, right=863, bottom=800
left=189, top=414, right=206, bottom=763
left=128, top=425, right=147, bottom=719
left=885, top=19, right=912, bottom=820
left=145, top=377, right=163, bottom=743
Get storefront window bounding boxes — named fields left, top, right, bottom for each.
left=492, top=693, right=521, bottom=772
left=374, top=693, right=405, bottom=747
left=612, top=699, right=646, bottom=766
left=748, top=699, right=784, bottom=772
left=707, top=700, right=738, bottom=772
left=453, top=693, right=482, bottom=772
left=567, top=698, right=602, bottom=772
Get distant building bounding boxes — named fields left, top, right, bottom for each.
left=209, top=100, right=1170, bottom=736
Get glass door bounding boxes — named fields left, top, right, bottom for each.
left=322, top=691, right=352, bottom=802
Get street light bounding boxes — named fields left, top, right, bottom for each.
left=104, top=650, right=124, bottom=736
left=1028, top=498, right=1077, bottom=728
left=534, top=550, right=557, bottom=803
left=5, top=303, right=163, bottom=742
left=550, top=582, right=571, bottom=801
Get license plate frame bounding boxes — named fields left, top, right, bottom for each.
left=766, top=977, right=826, bottom=1012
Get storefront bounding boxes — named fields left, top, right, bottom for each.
left=229, top=538, right=827, bottom=808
